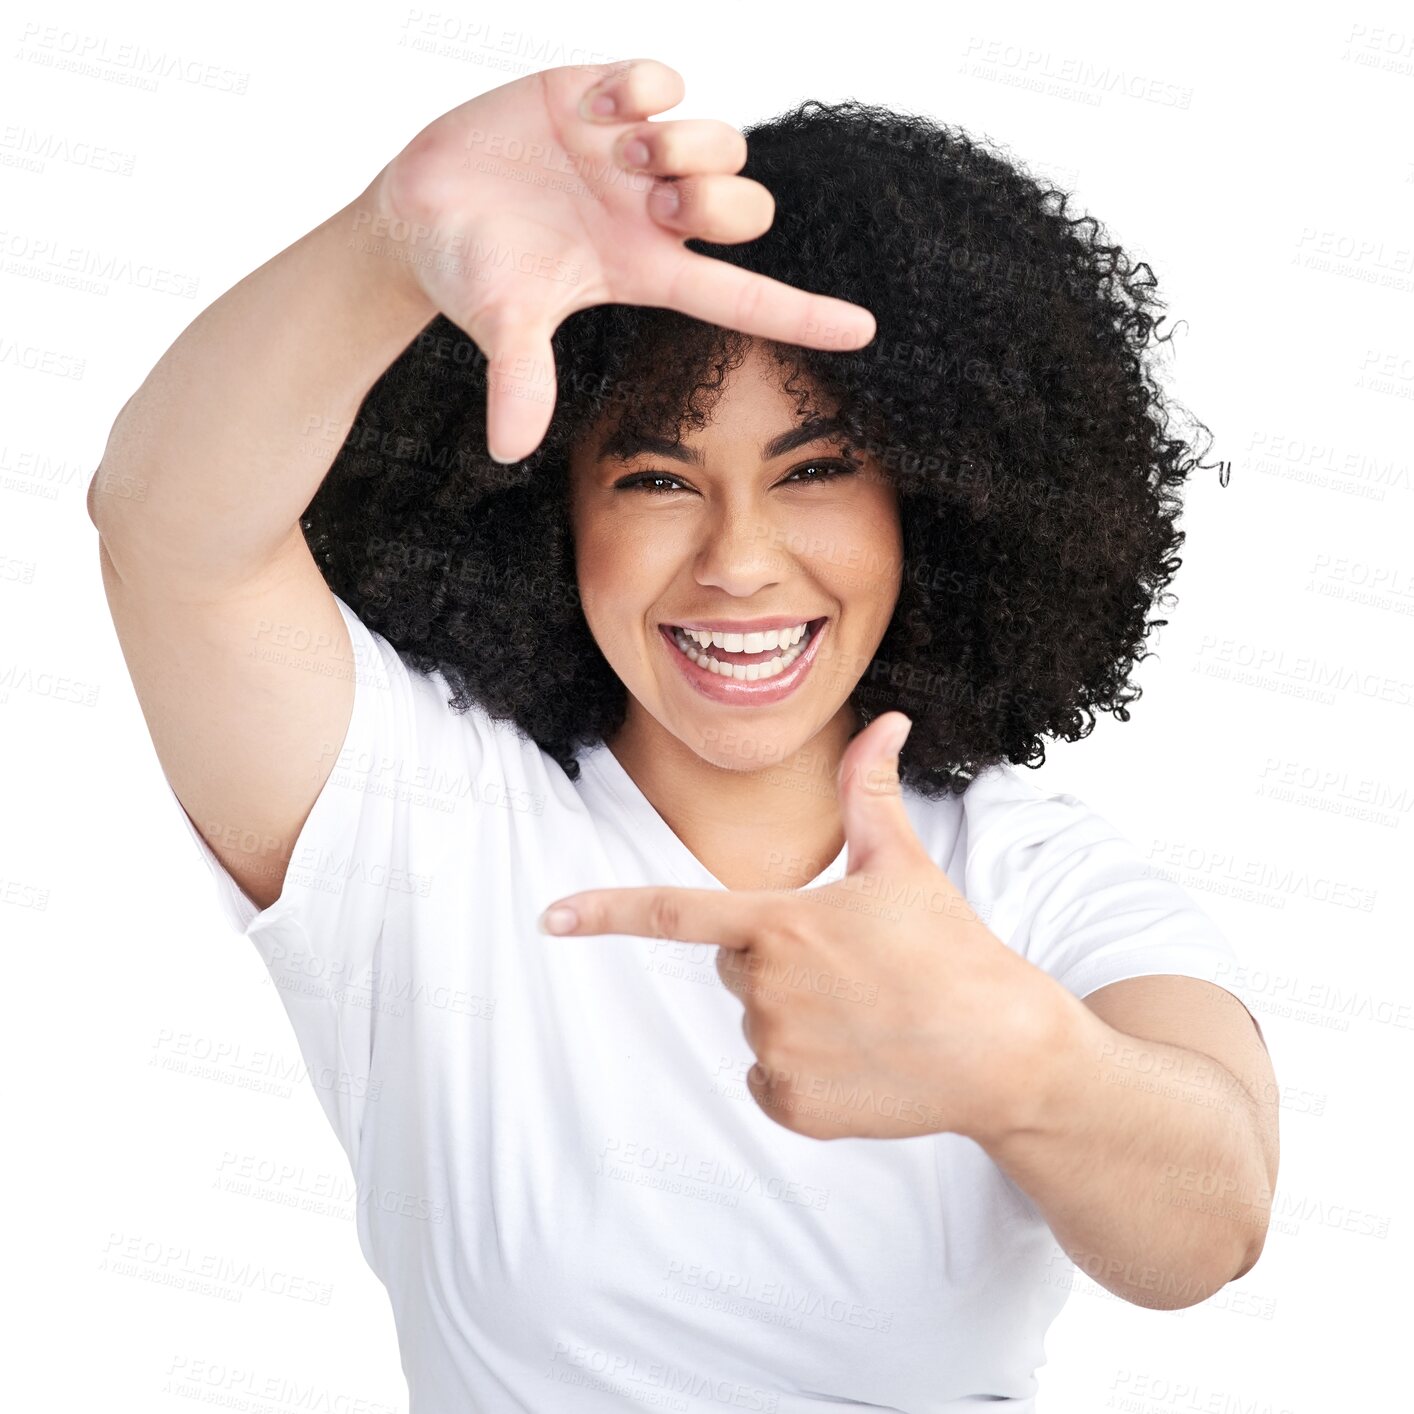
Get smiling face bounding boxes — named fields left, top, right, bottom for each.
left=568, top=341, right=904, bottom=775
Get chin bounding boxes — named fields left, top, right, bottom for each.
left=670, top=709, right=817, bottom=774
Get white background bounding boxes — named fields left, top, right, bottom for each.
left=5, top=1, right=1412, bottom=1410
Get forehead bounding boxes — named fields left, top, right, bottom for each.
left=572, top=347, right=844, bottom=472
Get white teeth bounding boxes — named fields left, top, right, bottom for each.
left=681, top=623, right=808, bottom=652
left=669, top=622, right=816, bottom=681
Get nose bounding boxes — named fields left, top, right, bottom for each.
left=691, top=497, right=787, bottom=599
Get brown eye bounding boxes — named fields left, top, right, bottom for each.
left=783, top=460, right=854, bottom=485
left=614, top=472, right=690, bottom=495
left=613, top=461, right=854, bottom=495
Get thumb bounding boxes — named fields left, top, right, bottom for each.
left=839, top=711, right=917, bottom=878
left=469, top=313, right=560, bottom=464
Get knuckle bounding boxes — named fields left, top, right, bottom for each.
left=751, top=1016, right=789, bottom=1066
left=740, top=966, right=772, bottom=1009
left=615, top=127, right=653, bottom=166
left=752, top=1067, right=803, bottom=1132
left=385, top=130, right=456, bottom=226
left=645, top=892, right=681, bottom=941
left=687, top=177, right=717, bottom=214
left=673, top=172, right=703, bottom=212
left=478, top=305, right=541, bottom=349
left=856, top=759, right=901, bottom=795
left=638, top=127, right=669, bottom=167
left=732, top=273, right=764, bottom=328
left=596, top=56, right=639, bottom=99
left=755, top=902, right=802, bottom=952
left=744, top=1007, right=768, bottom=1047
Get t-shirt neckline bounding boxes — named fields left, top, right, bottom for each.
left=579, top=741, right=849, bottom=893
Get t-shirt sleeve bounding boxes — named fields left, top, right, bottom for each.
left=1014, top=791, right=1245, bottom=1005
left=162, top=591, right=454, bottom=1169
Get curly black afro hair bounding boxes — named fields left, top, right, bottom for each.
left=301, top=97, right=1223, bottom=797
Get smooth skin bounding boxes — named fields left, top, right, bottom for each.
left=90, top=55, right=1277, bottom=1312
left=539, top=710, right=1279, bottom=1307
left=88, top=57, right=877, bottom=914
left=569, top=340, right=903, bottom=893
left=550, top=332, right=1278, bottom=1312
left=381, top=58, right=879, bottom=463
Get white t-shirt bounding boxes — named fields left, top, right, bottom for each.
left=166, top=593, right=1248, bottom=1413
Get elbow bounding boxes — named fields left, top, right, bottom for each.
left=1134, top=1247, right=1261, bottom=1312
left=1126, top=1210, right=1270, bottom=1312
left=87, top=463, right=146, bottom=572
left=87, top=466, right=134, bottom=589
left=86, top=466, right=103, bottom=529
left=86, top=459, right=145, bottom=533
left=1182, top=1202, right=1269, bottom=1309
left=86, top=463, right=131, bottom=536
left=1228, top=1221, right=1269, bottom=1284
left=1228, top=1104, right=1278, bottom=1285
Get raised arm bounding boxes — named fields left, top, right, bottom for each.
left=88, top=57, right=878, bottom=912
left=88, top=176, right=439, bottom=910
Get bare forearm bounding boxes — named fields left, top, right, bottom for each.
left=979, top=985, right=1273, bottom=1309
left=89, top=170, right=439, bottom=591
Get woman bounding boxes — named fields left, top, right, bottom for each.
left=91, top=58, right=1277, bottom=1413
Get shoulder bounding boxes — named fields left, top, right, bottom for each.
left=943, top=761, right=1162, bottom=939
left=900, top=761, right=1108, bottom=923
left=338, top=596, right=523, bottom=751
left=334, top=595, right=558, bottom=822
left=959, top=760, right=1110, bottom=866
left=946, top=763, right=1239, bottom=997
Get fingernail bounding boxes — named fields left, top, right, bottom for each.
left=579, top=87, right=617, bottom=120
left=539, top=905, right=579, bottom=935
left=889, top=716, right=913, bottom=755
left=649, top=181, right=680, bottom=218
left=620, top=137, right=651, bottom=168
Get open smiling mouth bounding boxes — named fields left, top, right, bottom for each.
left=656, top=617, right=830, bottom=704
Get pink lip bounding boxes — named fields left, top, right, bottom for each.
left=658, top=618, right=829, bottom=707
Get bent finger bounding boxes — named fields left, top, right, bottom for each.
left=570, top=57, right=686, bottom=124
left=613, top=118, right=749, bottom=177
left=645, top=172, right=772, bottom=243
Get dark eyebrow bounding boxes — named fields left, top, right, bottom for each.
left=598, top=415, right=847, bottom=466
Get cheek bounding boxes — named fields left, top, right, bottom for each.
left=805, top=493, right=903, bottom=615
left=573, top=515, right=676, bottom=645
left=569, top=508, right=612, bottom=646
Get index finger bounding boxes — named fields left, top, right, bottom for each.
left=651, top=247, right=877, bottom=351
left=539, top=884, right=776, bottom=948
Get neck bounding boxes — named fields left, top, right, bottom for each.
left=605, top=701, right=860, bottom=891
